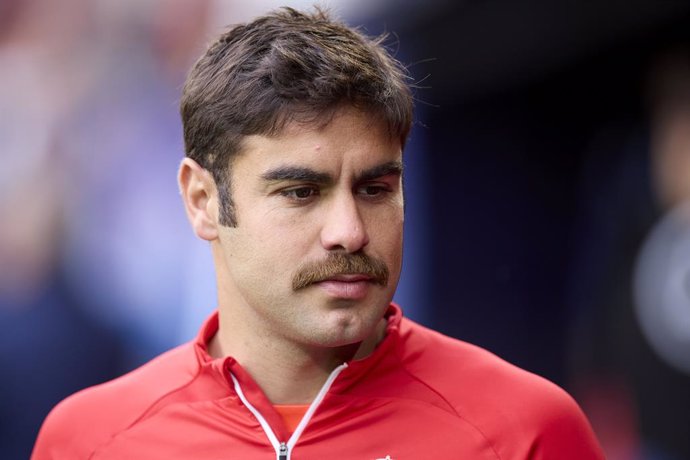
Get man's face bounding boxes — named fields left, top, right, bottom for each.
left=213, top=107, right=404, bottom=349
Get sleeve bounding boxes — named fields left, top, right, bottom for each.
left=31, top=404, right=80, bottom=459
left=524, top=387, right=605, bottom=460
left=30, top=396, right=97, bottom=460
left=30, top=388, right=120, bottom=460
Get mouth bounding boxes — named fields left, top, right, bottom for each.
left=322, top=273, right=373, bottom=283
left=314, top=273, right=375, bottom=300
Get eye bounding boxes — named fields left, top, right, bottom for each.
left=356, top=183, right=390, bottom=199
left=279, top=186, right=320, bottom=201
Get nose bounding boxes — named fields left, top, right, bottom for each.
left=320, top=193, right=370, bottom=253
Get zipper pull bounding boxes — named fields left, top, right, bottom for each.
left=278, top=442, right=288, bottom=460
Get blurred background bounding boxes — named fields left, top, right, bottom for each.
left=2, top=0, right=690, bottom=458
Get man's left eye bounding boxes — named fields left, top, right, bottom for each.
left=356, top=184, right=388, bottom=197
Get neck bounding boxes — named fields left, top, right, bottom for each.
left=209, top=312, right=386, bottom=404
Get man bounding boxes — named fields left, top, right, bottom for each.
left=32, top=7, right=604, bottom=459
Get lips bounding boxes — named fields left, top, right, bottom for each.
left=323, top=274, right=372, bottom=282
left=315, top=274, right=373, bottom=300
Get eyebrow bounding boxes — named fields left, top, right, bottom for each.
left=355, top=160, right=403, bottom=183
left=260, top=160, right=403, bottom=185
left=261, top=166, right=332, bottom=184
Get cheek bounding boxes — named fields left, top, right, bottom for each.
left=243, top=217, right=316, bottom=272
left=368, top=207, right=404, bottom=244
left=365, top=212, right=404, bottom=281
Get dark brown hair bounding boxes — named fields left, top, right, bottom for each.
left=180, top=7, right=413, bottom=226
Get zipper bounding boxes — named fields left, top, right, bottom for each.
left=230, top=363, right=348, bottom=460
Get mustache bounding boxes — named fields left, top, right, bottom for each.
left=292, top=252, right=389, bottom=291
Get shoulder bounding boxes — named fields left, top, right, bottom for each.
left=397, top=319, right=605, bottom=459
left=31, top=342, right=199, bottom=459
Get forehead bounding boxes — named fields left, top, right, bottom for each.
left=236, top=108, right=402, bottom=175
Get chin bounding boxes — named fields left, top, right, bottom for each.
left=316, top=307, right=383, bottom=345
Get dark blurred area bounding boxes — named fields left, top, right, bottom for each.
left=385, top=1, right=690, bottom=458
left=360, top=1, right=690, bottom=458
left=2, top=1, right=690, bottom=459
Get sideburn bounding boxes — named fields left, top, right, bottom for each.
left=211, top=164, right=237, bottom=227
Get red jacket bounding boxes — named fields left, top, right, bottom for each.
left=32, top=304, right=604, bottom=459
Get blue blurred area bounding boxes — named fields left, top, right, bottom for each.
left=3, top=1, right=690, bottom=459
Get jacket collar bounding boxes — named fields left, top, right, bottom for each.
left=192, top=303, right=404, bottom=390
left=189, top=304, right=404, bottom=440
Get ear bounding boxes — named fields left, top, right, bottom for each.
left=178, top=158, right=219, bottom=241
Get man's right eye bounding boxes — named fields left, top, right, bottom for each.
left=279, top=186, right=320, bottom=201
